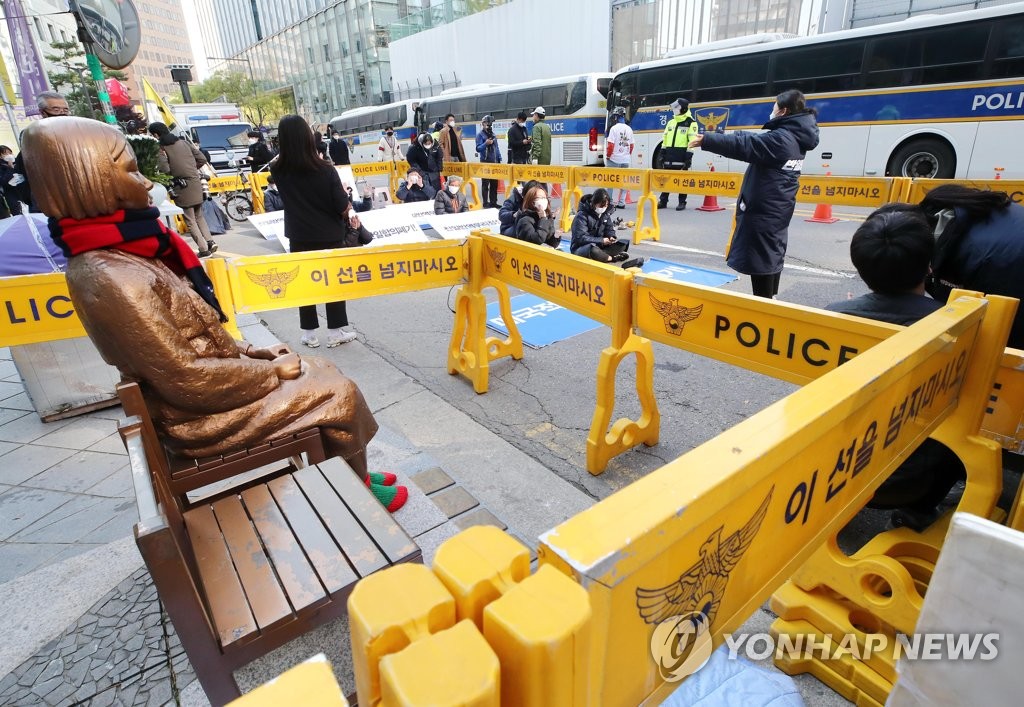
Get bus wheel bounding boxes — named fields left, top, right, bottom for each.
left=652, top=147, right=665, bottom=170
left=888, top=138, right=955, bottom=179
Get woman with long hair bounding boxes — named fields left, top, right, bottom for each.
left=689, top=89, right=820, bottom=298
left=874, top=185, right=1024, bottom=349
left=148, top=121, right=217, bottom=257
left=514, top=185, right=560, bottom=248
left=270, top=114, right=359, bottom=349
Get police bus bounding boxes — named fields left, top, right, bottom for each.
left=418, top=73, right=613, bottom=166
left=608, top=3, right=1024, bottom=179
left=328, top=98, right=421, bottom=163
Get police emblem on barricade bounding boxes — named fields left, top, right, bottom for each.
left=694, top=107, right=730, bottom=134
left=246, top=266, right=299, bottom=299
left=486, top=244, right=507, bottom=272
left=638, top=487, right=773, bottom=680
left=648, top=292, right=703, bottom=335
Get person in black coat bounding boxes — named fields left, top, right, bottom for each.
left=506, top=111, right=531, bottom=164
left=396, top=168, right=436, bottom=203
left=514, top=186, right=559, bottom=248
left=405, top=133, right=442, bottom=192
left=570, top=189, right=643, bottom=269
left=691, top=89, right=819, bottom=298
left=328, top=130, right=351, bottom=165
left=246, top=130, right=274, bottom=172
left=262, top=174, right=284, bottom=212
left=271, top=115, right=358, bottom=349
left=0, top=145, right=18, bottom=217
left=498, top=180, right=541, bottom=236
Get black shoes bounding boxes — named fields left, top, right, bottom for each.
left=621, top=256, right=645, bottom=270
left=657, top=201, right=667, bottom=210
left=676, top=203, right=687, bottom=211
left=611, top=252, right=630, bottom=262
left=615, top=204, right=626, bottom=210
left=207, top=240, right=219, bottom=253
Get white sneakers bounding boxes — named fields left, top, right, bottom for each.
left=326, top=329, right=358, bottom=347
left=301, top=329, right=359, bottom=348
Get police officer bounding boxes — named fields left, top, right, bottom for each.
left=658, top=98, right=698, bottom=210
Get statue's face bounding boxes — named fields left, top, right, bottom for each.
left=111, top=139, right=152, bottom=210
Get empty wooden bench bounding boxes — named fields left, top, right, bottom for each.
left=119, top=413, right=421, bottom=705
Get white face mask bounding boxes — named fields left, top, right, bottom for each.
left=448, top=184, right=460, bottom=194
left=535, top=198, right=549, bottom=211
left=447, top=119, right=455, bottom=127
left=248, top=138, right=258, bottom=145
left=770, top=106, right=782, bottom=121
left=2, top=155, right=13, bottom=164
left=595, top=205, right=608, bottom=215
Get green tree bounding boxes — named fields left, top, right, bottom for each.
left=45, top=40, right=127, bottom=120
left=180, top=69, right=294, bottom=127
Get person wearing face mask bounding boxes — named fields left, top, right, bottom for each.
left=514, top=186, right=560, bottom=248
left=434, top=175, right=469, bottom=214
left=0, top=145, right=18, bottom=218
left=245, top=130, right=274, bottom=172
left=507, top=111, right=532, bottom=164
left=439, top=113, right=466, bottom=163
left=406, top=132, right=443, bottom=192
left=475, top=115, right=502, bottom=208
left=657, top=98, right=698, bottom=211
left=396, top=168, right=436, bottom=203
left=329, top=130, right=351, bottom=165
left=499, top=180, right=542, bottom=236
left=528, top=107, right=552, bottom=166
left=690, top=89, right=819, bottom=299
left=377, top=125, right=403, bottom=164
left=570, top=188, right=644, bottom=269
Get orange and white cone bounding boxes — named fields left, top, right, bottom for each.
left=806, top=168, right=839, bottom=224
left=696, top=163, right=725, bottom=212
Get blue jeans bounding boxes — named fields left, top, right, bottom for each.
left=607, top=159, right=630, bottom=205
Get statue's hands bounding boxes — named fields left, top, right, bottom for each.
left=273, top=352, right=302, bottom=380
left=241, top=343, right=292, bottom=360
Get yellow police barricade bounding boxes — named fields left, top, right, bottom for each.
left=392, top=159, right=410, bottom=201
left=223, top=240, right=466, bottom=316
left=539, top=294, right=996, bottom=706
left=906, top=177, right=1024, bottom=205
left=569, top=166, right=657, bottom=246
left=352, top=161, right=397, bottom=207
left=509, top=164, right=575, bottom=231
left=249, top=170, right=269, bottom=214
left=0, top=272, right=85, bottom=346
left=794, top=174, right=893, bottom=208
left=465, top=162, right=513, bottom=211
left=447, top=230, right=659, bottom=474
left=646, top=168, right=742, bottom=242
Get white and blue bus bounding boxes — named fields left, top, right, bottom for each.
left=328, top=98, right=421, bottom=163
left=609, top=3, right=1024, bottom=179
left=418, top=73, right=613, bottom=166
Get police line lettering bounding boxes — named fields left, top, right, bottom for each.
left=714, top=315, right=858, bottom=367
left=5, top=296, right=74, bottom=324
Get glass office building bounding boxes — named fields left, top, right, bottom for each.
left=194, top=0, right=409, bottom=124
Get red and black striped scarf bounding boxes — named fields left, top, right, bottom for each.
left=49, top=207, right=227, bottom=322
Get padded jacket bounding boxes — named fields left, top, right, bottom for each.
left=570, top=195, right=615, bottom=254
left=514, top=209, right=559, bottom=247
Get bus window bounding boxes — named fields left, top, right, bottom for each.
left=477, top=92, right=507, bottom=120
left=638, top=65, right=691, bottom=107
left=507, top=89, right=541, bottom=116
left=451, top=97, right=475, bottom=122
left=772, top=41, right=864, bottom=93
left=993, top=17, right=1024, bottom=78
left=919, top=24, right=989, bottom=84
left=427, top=100, right=451, bottom=125
left=866, top=35, right=922, bottom=88
left=542, top=84, right=567, bottom=113
left=614, top=74, right=638, bottom=120
left=696, top=56, right=766, bottom=102
left=597, top=76, right=611, bottom=98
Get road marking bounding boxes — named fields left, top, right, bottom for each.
left=644, top=241, right=858, bottom=279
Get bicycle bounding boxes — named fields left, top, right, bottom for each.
left=218, top=160, right=254, bottom=222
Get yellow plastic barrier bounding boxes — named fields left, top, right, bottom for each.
left=465, top=162, right=514, bottom=210
left=907, top=177, right=1024, bottom=205
left=569, top=166, right=657, bottom=244
left=448, top=231, right=659, bottom=473
left=432, top=525, right=531, bottom=629
left=379, top=619, right=500, bottom=706
left=0, top=272, right=84, bottom=346
left=539, top=296, right=993, bottom=706
left=794, top=175, right=893, bottom=207
left=348, top=563, right=456, bottom=706
left=227, top=656, right=348, bottom=706
left=483, top=564, right=592, bottom=707
left=645, top=168, right=742, bottom=243
left=224, top=240, right=466, bottom=315
left=510, top=164, right=575, bottom=228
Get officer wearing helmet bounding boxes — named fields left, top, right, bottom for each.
left=475, top=114, right=502, bottom=208
left=658, top=97, right=698, bottom=210
left=606, top=106, right=635, bottom=209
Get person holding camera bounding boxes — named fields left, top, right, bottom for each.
left=475, top=115, right=502, bottom=208
left=396, top=168, right=436, bottom=203
left=658, top=98, right=698, bottom=211
left=570, top=188, right=644, bottom=269
left=148, top=121, right=217, bottom=257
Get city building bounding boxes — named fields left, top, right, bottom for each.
left=123, top=0, right=196, bottom=102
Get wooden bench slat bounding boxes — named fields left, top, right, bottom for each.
left=319, top=457, right=420, bottom=564
left=183, top=504, right=258, bottom=647
left=293, top=466, right=388, bottom=577
left=267, top=475, right=358, bottom=594
left=211, top=496, right=293, bottom=630
left=240, top=484, right=328, bottom=611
